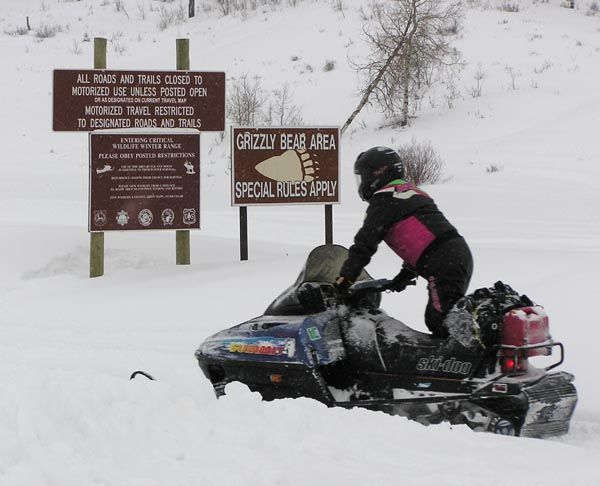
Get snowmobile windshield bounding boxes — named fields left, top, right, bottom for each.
left=264, top=245, right=374, bottom=316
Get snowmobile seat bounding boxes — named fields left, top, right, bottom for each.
left=342, top=310, right=475, bottom=375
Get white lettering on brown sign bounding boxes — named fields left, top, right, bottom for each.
left=89, top=133, right=200, bottom=231
left=54, top=70, right=225, bottom=132
left=232, top=127, right=340, bottom=206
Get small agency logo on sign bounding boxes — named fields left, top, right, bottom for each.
left=161, top=209, right=175, bottom=226
left=93, top=210, right=107, bottom=227
left=138, top=209, right=153, bottom=227
left=231, top=127, right=340, bottom=206
left=183, top=208, right=197, bottom=225
left=116, top=210, right=130, bottom=226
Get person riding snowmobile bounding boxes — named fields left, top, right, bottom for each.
left=335, top=146, right=473, bottom=339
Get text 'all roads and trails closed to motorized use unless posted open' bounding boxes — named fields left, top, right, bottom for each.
left=53, top=70, right=225, bottom=132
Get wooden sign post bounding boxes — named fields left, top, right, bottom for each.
left=176, top=38, right=191, bottom=265
left=90, top=37, right=107, bottom=278
left=325, top=204, right=333, bottom=244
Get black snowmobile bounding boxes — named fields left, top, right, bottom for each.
left=195, top=245, right=577, bottom=438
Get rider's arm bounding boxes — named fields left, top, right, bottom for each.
left=339, top=196, right=392, bottom=282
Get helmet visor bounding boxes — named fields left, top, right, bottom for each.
left=355, top=173, right=366, bottom=200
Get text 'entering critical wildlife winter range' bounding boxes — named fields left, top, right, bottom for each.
left=231, top=127, right=340, bottom=205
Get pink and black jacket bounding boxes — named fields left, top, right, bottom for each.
left=340, top=179, right=460, bottom=281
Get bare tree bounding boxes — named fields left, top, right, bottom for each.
left=216, top=0, right=233, bottom=16
left=398, top=138, right=443, bottom=185
left=228, top=76, right=305, bottom=127
left=227, top=76, right=266, bottom=126
left=264, top=84, right=304, bottom=126
left=343, top=0, right=462, bottom=132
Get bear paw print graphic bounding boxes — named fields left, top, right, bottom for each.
left=254, top=150, right=320, bottom=182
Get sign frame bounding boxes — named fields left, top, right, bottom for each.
left=230, top=125, right=341, bottom=207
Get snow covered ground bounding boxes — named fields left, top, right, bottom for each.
left=1, top=0, right=600, bottom=484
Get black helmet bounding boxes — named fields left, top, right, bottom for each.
left=354, top=146, right=405, bottom=201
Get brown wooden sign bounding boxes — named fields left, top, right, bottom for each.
left=89, top=132, right=200, bottom=231
left=231, top=127, right=340, bottom=206
left=54, top=70, right=225, bottom=132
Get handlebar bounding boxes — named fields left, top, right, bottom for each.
left=349, top=277, right=417, bottom=295
left=349, top=278, right=394, bottom=293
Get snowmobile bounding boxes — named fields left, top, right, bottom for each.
left=195, top=245, right=577, bottom=438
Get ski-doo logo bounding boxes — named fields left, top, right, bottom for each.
left=228, top=339, right=296, bottom=358
left=416, top=356, right=472, bottom=375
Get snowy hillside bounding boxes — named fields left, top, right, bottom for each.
left=1, top=0, right=600, bottom=485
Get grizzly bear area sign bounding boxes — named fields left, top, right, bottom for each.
left=89, top=132, right=200, bottom=232
left=231, top=127, right=340, bottom=206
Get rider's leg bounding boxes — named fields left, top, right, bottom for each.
left=421, top=237, right=473, bottom=336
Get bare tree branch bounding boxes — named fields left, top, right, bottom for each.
left=341, top=2, right=417, bottom=134
left=343, top=0, right=463, bottom=132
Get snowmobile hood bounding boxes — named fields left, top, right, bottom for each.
left=196, top=309, right=345, bottom=367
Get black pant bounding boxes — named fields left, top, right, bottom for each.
left=417, top=237, right=473, bottom=337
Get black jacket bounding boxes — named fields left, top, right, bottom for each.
left=339, top=181, right=459, bottom=281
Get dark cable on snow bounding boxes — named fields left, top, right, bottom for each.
left=129, top=370, right=155, bottom=381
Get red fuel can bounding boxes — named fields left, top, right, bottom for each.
left=502, top=306, right=551, bottom=357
